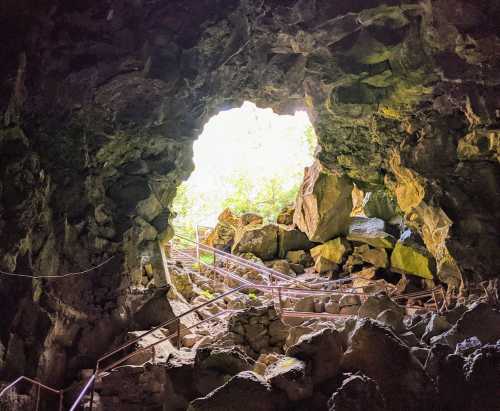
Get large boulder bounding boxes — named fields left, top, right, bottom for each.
left=310, top=238, right=350, bottom=273
left=206, top=208, right=239, bottom=250
left=341, top=319, right=437, bottom=411
left=239, top=213, right=264, bottom=226
left=277, top=225, right=315, bottom=258
left=390, top=241, right=436, bottom=279
left=265, top=356, right=313, bottom=402
left=347, top=217, right=395, bottom=249
left=431, top=302, right=500, bottom=347
left=462, top=342, right=500, bottom=411
left=357, top=293, right=404, bottom=320
left=352, top=245, right=388, bottom=268
left=188, top=371, right=286, bottom=411
left=193, top=347, right=253, bottom=396
left=232, top=224, right=278, bottom=261
left=276, top=206, right=294, bottom=226
left=132, top=288, right=176, bottom=330
left=293, top=161, right=353, bottom=243
left=285, top=250, right=313, bottom=267
left=286, top=328, right=343, bottom=384
left=327, top=373, right=386, bottom=411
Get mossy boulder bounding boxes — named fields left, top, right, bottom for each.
left=347, top=217, right=396, bottom=249
left=239, top=213, right=263, bottom=227
left=206, top=208, right=239, bottom=249
left=232, top=224, right=278, bottom=261
left=277, top=225, right=315, bottom=259
left=285, top=250, right=314, bottom=267
left=293, top=160, right=353, bottom=243
left=390, top=241, right=436, bottom=279
left=310, top=238, right=351, bottom=272
left=353, top=245, right=388, bottom=268
left=276, top=206, right=294, bottom=225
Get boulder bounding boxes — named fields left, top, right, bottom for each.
left=277, top=225, right=315, bottom=258
left=339, top=294, right=361, bottom=308
left=132, top=288, right=176, bottom=331
left=363, top=191, right=399, bottom=221
left=271, top=260, right=292, bottom=276
left=289, top=263, right=305, bottom=275
left=352, top=245, right=388, bottom=268
left=293, top=296, right=315, bottom=313
left=358, top=293, right=404, bottom=320
left=327, top=373, right=386, bottom=411
left=287, top=328, right=344, bottom=384
left=293, top=160, right=353, bottom=243
left=462, top=342, right=500, bottom=411
left=193, top=347, right=253, bottom=396
left=430, top=302, right=500, bottom=347
left=347, top=217, right=396, bottom=249
left=276, top=206, right=294, bottom=226
left=410, top=347, right=430, bottom=366
left=188, top=371, right=285, bottom=411
left=169, top=268, right=195, bottom=300
left=265, top=356, right=313, bottom=401
left=232, top=224, right=278, bottom=261
left=421, top=314, right=452, bottom=343
left=285, top=326, right=315, bottom=348
left=390, top=241, right=436, bottom=279
left=399, top=331, right=420, bottom=347
left=341, top=319, right=437, bottom=411
left=376, top=309, right=405, bottom=333
left=310, top=238, right=350, bottom=273
left=314, top=256, right=338, bottom=274
left=285, top=250, right=313, bottom=267
left=325, top=301, right=340, bottom=314
left=424, top=346, right=467, bottom=411
left=240, top=213, right=264, bottom=226
left=206, top=208, right=238, bottom=249
left=454, top=336, right=482, bottom=357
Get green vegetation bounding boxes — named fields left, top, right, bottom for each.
left=248, top=292, right=258, bottom=301
left=200, top=289, right=214, bottom=299
left=170, top=103, right=317, bottom=234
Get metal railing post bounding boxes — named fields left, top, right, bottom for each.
left=278, top=287, right=283, bottom=317
left=177, top=319, right=181, bottom=349
left=34, top=384, right=40, bottom=411
left=58, top=391, right=64, bottom=411
left=195, top=225, right=201, bottom=274
left=431, top=290, right=439, bottom=313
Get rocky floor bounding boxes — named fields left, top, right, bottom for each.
left=89, top=294, right=500, bottom=411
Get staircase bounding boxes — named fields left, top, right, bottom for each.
left=0, top=227, right=447, bottom=410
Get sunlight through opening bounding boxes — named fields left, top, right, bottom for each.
left=172, top=101, right=316, bottom=231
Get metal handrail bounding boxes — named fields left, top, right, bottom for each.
left=173, top=233, right=315, bottom=289
left=0, top=376, right=64, bottom=411
left=69, top=228, right=446, bottom=410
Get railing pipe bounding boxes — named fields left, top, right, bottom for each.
left=97, top=284, right=246, bottom=367
left=174, top=234, right=311, bottom=289
left=69, top=374, right=96, bottom=411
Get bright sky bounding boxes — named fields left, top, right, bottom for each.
left=174, top=101, right=315, bottom=226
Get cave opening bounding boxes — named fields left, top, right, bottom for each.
left=171, top=101, right=316, bottom=235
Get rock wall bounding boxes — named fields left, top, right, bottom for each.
left=0, top=0, right=499, bottom=384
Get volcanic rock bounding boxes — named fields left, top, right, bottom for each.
left=293, top=161, right=353, bottom=243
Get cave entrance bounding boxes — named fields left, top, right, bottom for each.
left=171, top=101, right=316, bottom=237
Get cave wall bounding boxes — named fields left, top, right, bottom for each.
left=0, top=0, right=499, bottom=385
